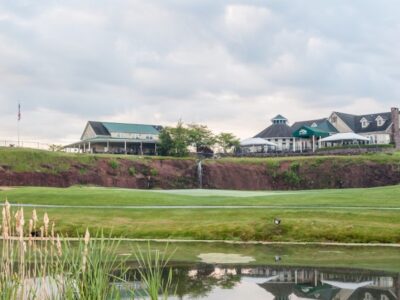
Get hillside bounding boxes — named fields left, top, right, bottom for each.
left=0, top=147, right=400, bottom=190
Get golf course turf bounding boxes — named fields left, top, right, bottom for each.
left=1, top=186, right=400, bottom=243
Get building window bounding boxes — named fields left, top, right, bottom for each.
left=361, top=118, right=369, bottom=128
left=376, top=116, right=384, bottom=127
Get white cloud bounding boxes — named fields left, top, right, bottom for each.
left=224, top=4, right=273, bottom=34
left=0, top=0, right=399, bottom=144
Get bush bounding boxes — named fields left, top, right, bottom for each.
left=150, top=168, right=159, bottom=177
left=109, top=160, right=119, bottom=170
left=128, top=166, right=136, bottom=176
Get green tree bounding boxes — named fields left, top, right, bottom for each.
left=187, top=124, right=216, bottom=153
left=171, top=120, right=190, bottom=156
left=158, top=128, right=174, bottom=156
left=216, top=132, right=240, bottom=153
left=158, top=121, right=190, bottom=157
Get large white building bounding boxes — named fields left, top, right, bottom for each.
left=329, top=108, right=400, bottom=145
left=64, top=121, right=162, bottom=155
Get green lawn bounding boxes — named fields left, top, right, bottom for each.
left=1, top=186, right=400, bottom=243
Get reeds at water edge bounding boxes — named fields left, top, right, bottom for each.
left=0, top=200, right=176, bottom=300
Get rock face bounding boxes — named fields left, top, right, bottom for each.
left=0, top=156, right=400, bottom=190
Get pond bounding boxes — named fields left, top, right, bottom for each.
left=116, top=242, right=400, bottom=299
left=119, top=263, right=400, bottom=299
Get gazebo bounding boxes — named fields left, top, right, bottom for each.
left=319, top=132, right=370, bottom=148
left=240, top=138, right=278, bottom=153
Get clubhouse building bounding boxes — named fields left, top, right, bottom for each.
left=64, top=121, right=162, bottom=155
left=242, top=107, right=400, bottom=153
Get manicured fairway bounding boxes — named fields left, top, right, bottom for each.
left=1, top=186, right=400, bottom=243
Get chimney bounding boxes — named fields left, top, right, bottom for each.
left=391, top=107, right=400, bottom=149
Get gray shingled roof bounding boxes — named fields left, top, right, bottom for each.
left=335, top=111, right=392, bottom=133
left=88, top=121, right=111, bottom=136
left=254, top=123, right=293, bottom=138
left=272, top=114, right=288, bottom=120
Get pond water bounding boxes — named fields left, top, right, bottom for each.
left=119, top=263, right=400, bottom=299
left=113, top=242, right=400, bottom=299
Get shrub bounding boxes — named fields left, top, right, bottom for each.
left=150, top=168, right=159, bottom=177
left=128, top=166, right=136, bottom=176
left=109, top=159, right=119, bottom=170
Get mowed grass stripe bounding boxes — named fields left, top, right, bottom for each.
left=1, top=185, right=400, bottom=207
left=13, top=206, right=400, bottom=243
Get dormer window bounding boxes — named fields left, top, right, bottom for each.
left=360, top=117, right=369, bottom=128
left=376, top=115, right=385, bottom=127
left=311, top=122, right=318, bottom=128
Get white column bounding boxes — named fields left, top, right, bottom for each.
left=318, top=136, right=321, bottom=149
left=83, top=143, right=86, bottom=153
left=293, top=138, right=296, bottom=152
left=88, top=142, right=91, bottom=153
left=124, top=140, right=127, bottom=154
left=312, top=136, right=315, bottom=152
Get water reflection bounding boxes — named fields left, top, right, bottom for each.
left=121, top=264, right=400, bottom=300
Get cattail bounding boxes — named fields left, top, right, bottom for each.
left=84, top=228, right=90, bottom=246
left=29, top=219, right=33, bottom=235
left=51, top=222, right=55, bottom=245
left=28, top=219, right=34, bottom=246
left=40, top=226, right=44, bottom=240
left=51, top=222, right=55, bottom=238
left=2, top=207, right=8, bottom=238
left=19, top=208, right=24, bottom=241
left=23, top=242, right=27, bottom=253
left=43, top=213, right=49, bottom=237
left=56, top=235, right=62, bottom=257
left=32, top=209, right=38, bottom=225
left=15, top=210, right=20, bottom=232
left=82, top=228, right=90, bottom=273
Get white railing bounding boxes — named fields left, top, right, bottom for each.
left=0, top=140, right=54, bottom=151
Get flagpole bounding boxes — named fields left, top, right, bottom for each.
left=17, top=103, right=21, bottom=147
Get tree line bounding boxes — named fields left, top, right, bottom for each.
left=158, top=121, right=240, bottom=157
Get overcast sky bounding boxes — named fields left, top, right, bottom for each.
left=0, top=0, right=399, bottom=144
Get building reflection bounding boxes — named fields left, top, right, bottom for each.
left=171, top=264, right=400, bottom=300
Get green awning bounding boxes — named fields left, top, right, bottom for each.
left=292, top=126, right=330, bottom=138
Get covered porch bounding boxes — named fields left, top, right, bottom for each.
left=63, top=137, right=159, bottom=155
left=292, top=126, right=330, bottom=152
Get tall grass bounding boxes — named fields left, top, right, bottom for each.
left=0, top=200, right=175, bottom=300
left=134, top=244, right=175, bottom=300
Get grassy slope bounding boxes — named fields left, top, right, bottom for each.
left=1, top=186, right=400, bottom=243
left=1, top=147, right=400, bottom=173
left=0, top=147, right=193, bottom=173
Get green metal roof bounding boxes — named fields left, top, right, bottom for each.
left=102, top=122, right=160, bottom=135
left=292, top=126, right=330, bottom=138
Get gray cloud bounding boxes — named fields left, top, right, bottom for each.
left=0, top=0, right=399, bottom=144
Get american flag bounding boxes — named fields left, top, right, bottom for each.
left=18, top=103, right=21, bottom=121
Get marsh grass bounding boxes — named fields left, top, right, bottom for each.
left=0, top=200, right=175, bottom=300
left=134, top=243, right=175, bottom=300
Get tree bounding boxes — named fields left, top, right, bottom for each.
left=158, top=128, right=174, bottom=156
left=216, top=132, right=240, bottom=153
left=48, top=144, right=63, bottom=152
left=170, top=120, right=190, bottom=157
left=158, top=120, right=190, bottom=157
left=187, top=124, right=216, bottom=153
